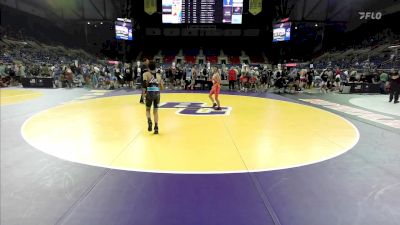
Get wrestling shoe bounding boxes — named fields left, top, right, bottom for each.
left=154, top=125, right=159, bottom=134
left=214, top=107, right=222, bottom=110
left=148, top=120, right=152, bottom=132
left=212, top=103, right=217, bottom=108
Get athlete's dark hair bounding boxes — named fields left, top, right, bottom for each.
left=148, top=60, right=156, bottom=71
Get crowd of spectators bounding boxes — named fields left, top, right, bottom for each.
left=313, top=28, right=399, bottom=71
left=269, top=67, right=398, bottom=94
left=2, top=47, right=398, bottom=96
left=1, top=24, right=398, bottom=95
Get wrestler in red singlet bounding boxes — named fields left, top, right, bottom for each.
left=209, top=72, right=222, bottom=110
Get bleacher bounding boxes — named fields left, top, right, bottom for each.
left=183, top=48, right=200, bottom=56
left=133, top=47, right=268, bottom=66
left=161, top=48, right=179, bottom=64
left=184, top=56, right=196, bottom=64
left=223, top=48, right=241, bottom=56
left=203, top=48, right=219, bottom=56
left=206, top=56, right=218, bottom=64
left=164, top=55, right=176, bottom=64
left=141, top=49, right=158, bottom=60
left=312, top=28, right=400, bottom=70
left=228, top=56, right=241, bottom=65
left=223, top=48, right=241, bottom=65
left=314, top=47, right=398, bottom=70
left=161, top=48, right=179, bottom=56
left=246, top=49, right=265, bottom=64
left=0, top=37, right=95, bottom=65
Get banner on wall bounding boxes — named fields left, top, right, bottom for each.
left=249, top=0, right=262, bottom=15
left=144, top=0, right=157, bottom=15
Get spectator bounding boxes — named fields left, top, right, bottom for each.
left=250, top=73, right=259, bottom=92
left=188, top=66, right=197, bottom=90
left=115, top=63, right=123, bottom=88
left=53, top=65, right=62, bottom=87
left=124, top=63, right=133, bottom=88
left=389, top=72, right=400, bottom=104
left=299, top=69, right=307, bottom=89
left=239, top=71, right=249, bottom=92
left=41, top=64, right=50, bottom=77
left=379, top=70, right=389, bottom=94
left=306, top=70, right=314, bottom=89
left=92, top=66, right=99, bottom=88
left=175, top=67, right=183, bottom=89
left=184, top=66, right=192, bottom=90
left=64, top=67, right=74, bottom=88
left=334, top=73, right=341, bottom=91
left=228, top=67, right=237, bottom=90
left=320, top=70, right=329, bottom=93
left=140, top=58, right=149, bottom=104
left=274, top=74, right=286, bottom=93
left=0, top=76, right=10, bottom=87
left=19, top=63, right=26, bottom=78
left=0, top=62, right=6, bottom=77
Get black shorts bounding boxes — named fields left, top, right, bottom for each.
left=124, top=74, right=132, bottom=82
left=261, top=78, right=268, bottom=84
left=146, top=91, right=160, bottom=108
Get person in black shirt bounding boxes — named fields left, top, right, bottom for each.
left=176, top=68, right=183, bottom=89
left=141, top=58, right=149, bottom=74
left=165, top=67, right=172, bottom=89
left=274, top=73, right=284, bottom=93
left=307, top=71, right=314, bottom=89
left=260, top=69, right=268, bottom=91
left=321, top=70, right=329, bottom=93
left=389, top=72, right=400, bottom=104
left=294, top=72, right=301, bottom=91
left=170, top=67, right=178, bottom=89
left=115, top=64, right=123, bottom=88
left=124, top=63, right=133, bottom=88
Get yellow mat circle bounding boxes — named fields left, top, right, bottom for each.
left=22, top=93, right=359, bottom=173
left=1, top=89, right=43, bottom=106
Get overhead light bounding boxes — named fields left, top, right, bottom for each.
left=100, top=22, right=103, bottom=25
left=315, top=23, right=318, bottom=27
left=87, top=22, right=91, bottom=25
left=295, top=26, right=298, bottom=29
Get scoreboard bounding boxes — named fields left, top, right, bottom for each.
left=162, top=0, right=243, bottom=24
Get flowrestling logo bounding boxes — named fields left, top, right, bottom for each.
left=359, top=12, right=382, bottom=20
left=159, top=102, right=232, bottom=116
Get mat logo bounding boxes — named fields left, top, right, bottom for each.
left=159, top=102, right=232, bottom=116
left=359, top=12, right=382, bottom=20
left=301, top=99, right=400, bottom=129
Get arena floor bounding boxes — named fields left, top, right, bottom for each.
left=1, top=87, right=400, bottom=225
